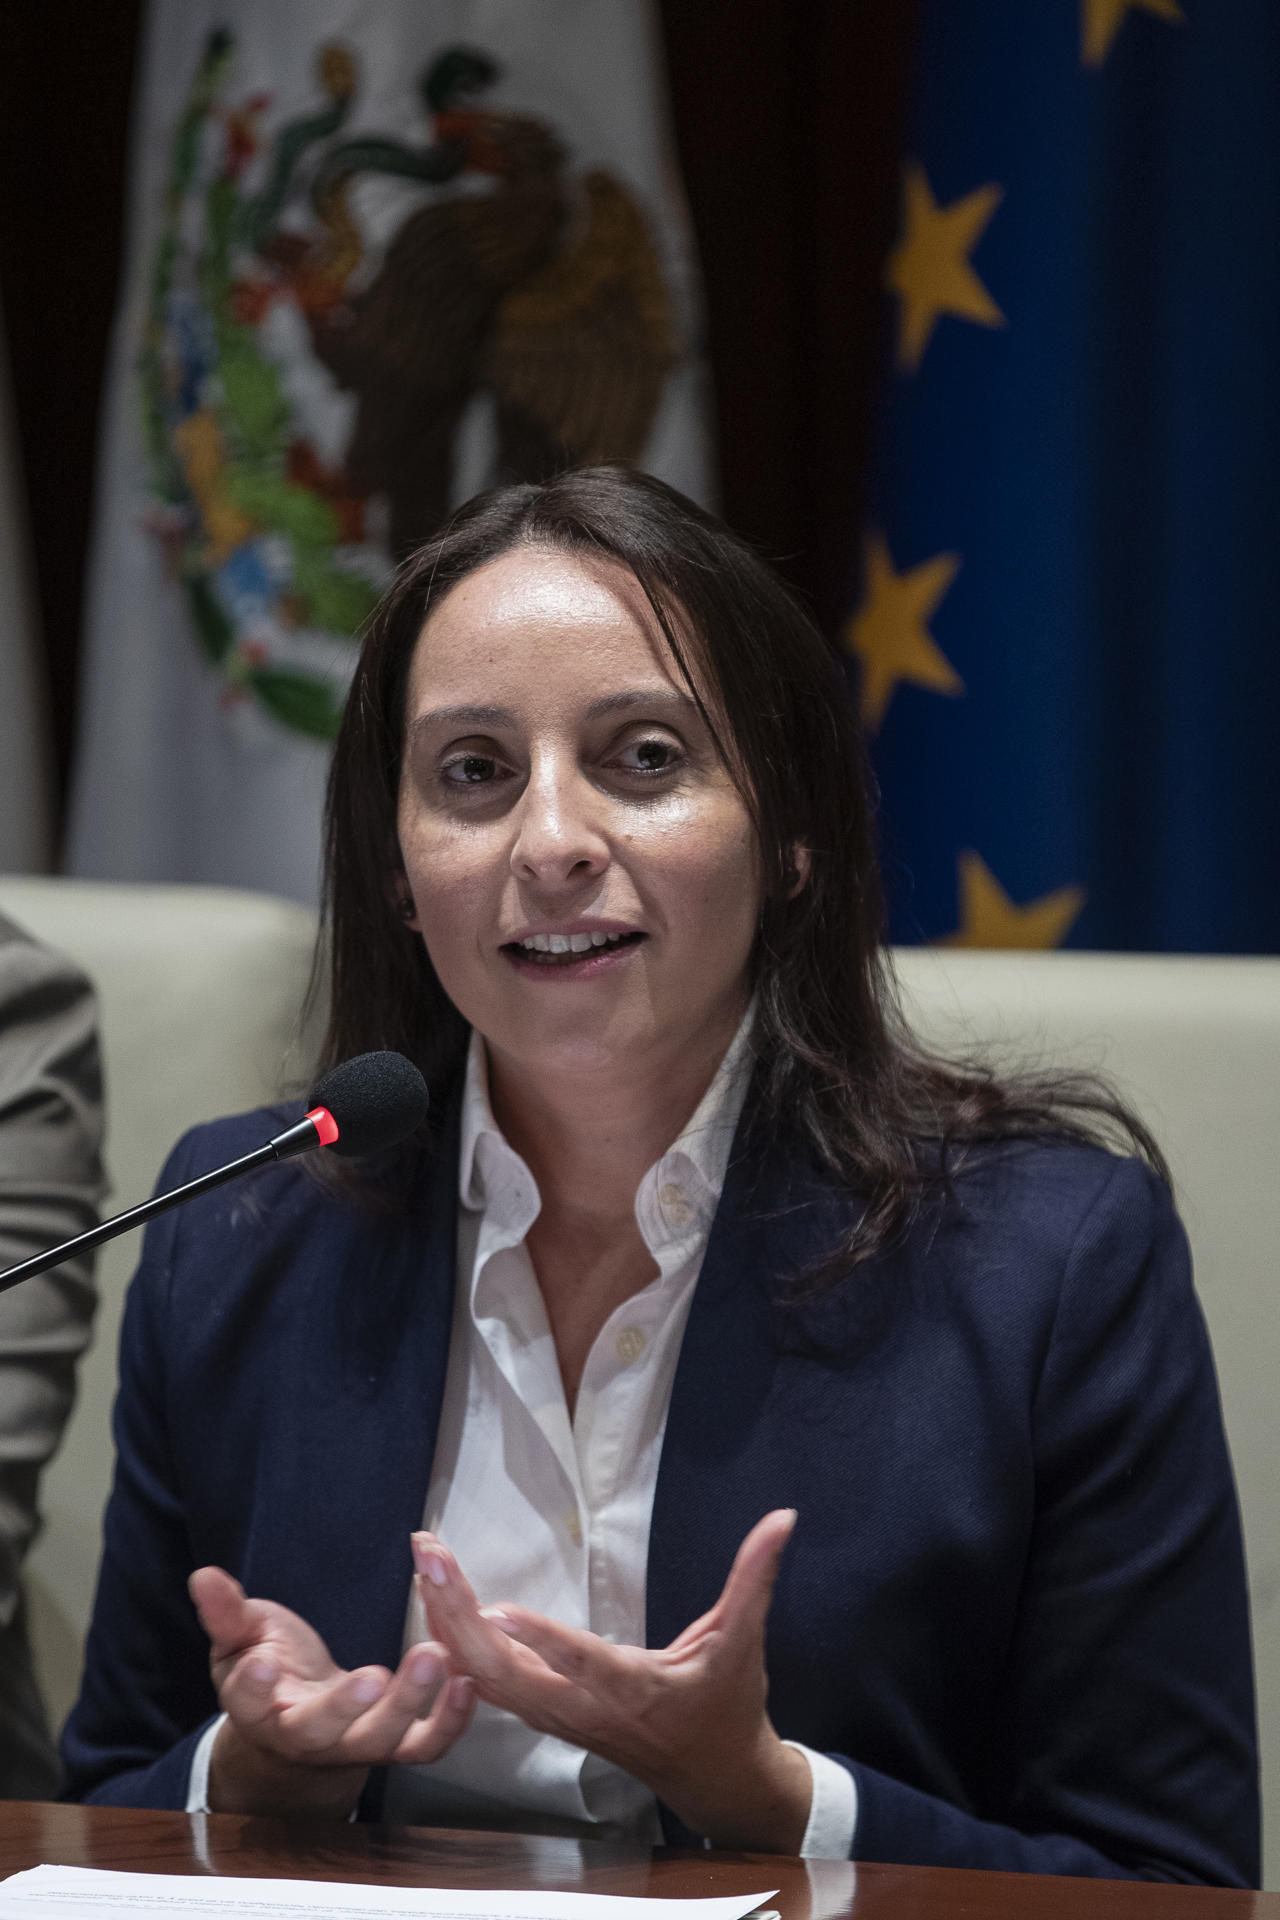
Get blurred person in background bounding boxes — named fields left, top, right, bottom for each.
left=0, top=913, right=103, bottom=1796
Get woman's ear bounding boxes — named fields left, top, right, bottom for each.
left=785, top=845, right=812, bottom=900
left=388, top=873, right=421, bottom=932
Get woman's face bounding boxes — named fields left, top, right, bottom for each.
left=396, top=546, right=761, bottom=1089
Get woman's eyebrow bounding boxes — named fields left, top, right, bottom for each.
left=409, top=689, right=698, bottom=737
left=583, top=689, right=698, bottom=721
left=409, top=704, right=516, bottom=738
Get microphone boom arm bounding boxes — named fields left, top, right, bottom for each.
left=0, top=1113, right=326, bottom=1297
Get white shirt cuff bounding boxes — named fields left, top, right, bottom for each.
left=185, top=1713, right=225, bottom=1813
left=782, top=1740, right=858, bottom=1859
left=191, top=1721, right=854, bottom=1846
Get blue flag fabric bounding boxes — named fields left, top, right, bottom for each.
left=850, top=0, right=1280, bottom=952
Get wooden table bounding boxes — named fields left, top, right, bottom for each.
left=0, top=1804, right=1274, bottom=1920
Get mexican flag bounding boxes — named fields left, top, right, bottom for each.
left=67, top=0, right=712, bottom=902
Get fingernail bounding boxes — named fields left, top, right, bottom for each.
left=447, top=1676, right=473, bottom=1709
left=411, top=1533, right=450, bottom=1587
left=408, top=1649, right=440, bottom=1687
left=246, top=1658, right=275, bottom=1687
left=351, top=1674, right=384, bottom=1706
left=480, top=1606, right=517, bottom=1636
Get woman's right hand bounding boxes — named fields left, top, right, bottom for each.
left=189, top=1565, right=476, bottom=1818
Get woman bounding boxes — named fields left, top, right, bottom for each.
left=63, top=469, right=1258, bottom=1882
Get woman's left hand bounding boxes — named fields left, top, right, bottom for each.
left=411, top=1507, right=810, bottom=1853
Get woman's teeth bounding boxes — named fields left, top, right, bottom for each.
left=513, top=930, right=638, bottom=962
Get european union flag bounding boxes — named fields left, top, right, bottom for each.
left=848, top=0, right=1280, bottom=952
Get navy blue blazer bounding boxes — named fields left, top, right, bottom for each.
left=61, top=1097, right=1259, bottom=1884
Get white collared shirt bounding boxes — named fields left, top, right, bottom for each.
left=190, top=1018, right=855, bottom=1854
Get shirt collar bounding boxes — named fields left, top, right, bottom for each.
left=633, top=1008, right=756, bottom=1251
left=457, top=1007, right=757, bottom=1254
left=458, top=1027, right=529, bottom=1219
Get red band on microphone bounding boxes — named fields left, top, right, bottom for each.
left=306, top=1105, right=340, bottom=1148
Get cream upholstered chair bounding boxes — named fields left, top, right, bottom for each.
left=895, top=947, right=1280, bottom=1888
left=0, top=876, right=316, bottom=1740
left=1, top=883, right=1277, bottom=1879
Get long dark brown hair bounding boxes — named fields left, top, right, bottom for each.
left=316, top=465, right=1165, bottom=1278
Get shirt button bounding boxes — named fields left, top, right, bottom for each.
left=565, top=1510, right=583, bottom=1547
left=615, top=1326, right=647, bottom=1365
left=659, top=1181, right=695, bottom=1227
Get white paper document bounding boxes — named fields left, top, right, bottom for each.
left=0, top=1868, right=778, bottom=1920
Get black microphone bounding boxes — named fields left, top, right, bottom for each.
left=0, top=1051, right=428, bottom=1298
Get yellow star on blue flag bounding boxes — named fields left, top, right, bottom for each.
left=843, top=531, right=963, bottom=732
left=884, top=164, right=1005, bottom=373
left=1082, top=0, right=1184, bottom=67
left=939, top=854, right=1085, bottom=951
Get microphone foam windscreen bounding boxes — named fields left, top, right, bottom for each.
left=309, top=1051, right=429, bottom=1158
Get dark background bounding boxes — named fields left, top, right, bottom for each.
left=0, top=1, right=918, bottom=837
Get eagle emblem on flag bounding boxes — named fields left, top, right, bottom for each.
left=140, top=29, right=678, bottom=739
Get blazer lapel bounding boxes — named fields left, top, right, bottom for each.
left=253, top=1104, right=461, bottom=1680
left=646, top=1120, right=858, bottom=1843
left=648, top=1120, right=847, bottom=1642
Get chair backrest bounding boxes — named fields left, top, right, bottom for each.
left=0, top=876, right=317, bottom=1736
left=895, top=946, right=1280, bottom=1888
